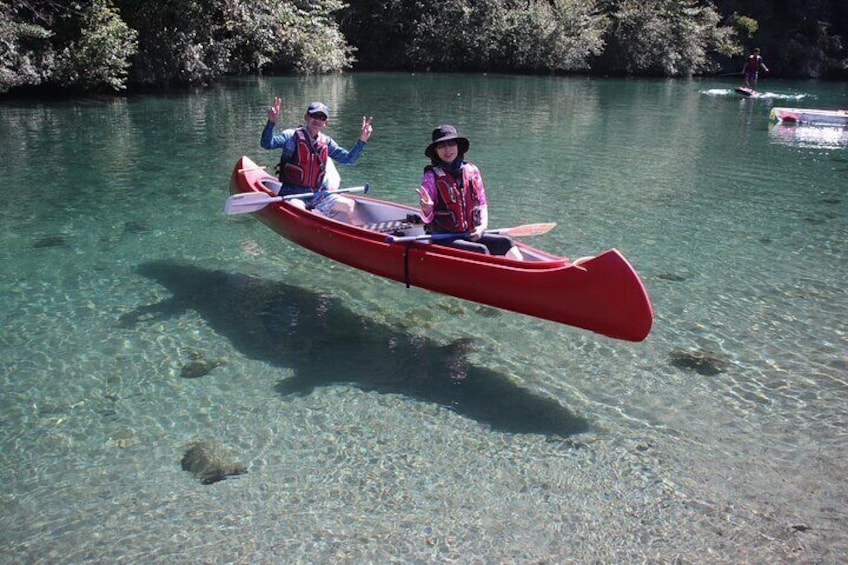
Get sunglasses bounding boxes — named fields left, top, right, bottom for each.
left=308, top=113, right=328, bottom=121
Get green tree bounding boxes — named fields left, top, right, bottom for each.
left=117, top=0, right=354, bottom=86
left=267, top=0, right=354, bottom=74
left=54, top=0, right=137, bottom=90
left=117, top=0, right=236, bottom=87
left=342, top=0, right=607, bottom=73
left=713, top=0, right=847, bottom=78
left=1, top=0, right=138, bottom=93
left=0, top=1, right=55, bottom=92
left=493, top=0, right=607, bottom=72
left=597, top=0, right=739, bottom=76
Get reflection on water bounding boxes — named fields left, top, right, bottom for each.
left=769, top=123, right=848, bottom=149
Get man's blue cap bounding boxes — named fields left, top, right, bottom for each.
left=307, top=102, right=330, bottom=117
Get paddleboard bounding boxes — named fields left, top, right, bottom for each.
left=735, top=86, right=759, bottom=98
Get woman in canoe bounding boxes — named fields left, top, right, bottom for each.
left=416, top=125, right=523, bottom=260
left=260, top=98, right=373, bottom=219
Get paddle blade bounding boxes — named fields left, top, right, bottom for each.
left=495, top=222, right=556, bottom=237
left=223, top=192, right=282, bottom=215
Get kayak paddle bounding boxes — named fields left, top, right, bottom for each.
left=224, top=184, right=369, bottom=215
left=493, top=222, right=556, bottom=237
left=385, top=222, right=556, bottom=243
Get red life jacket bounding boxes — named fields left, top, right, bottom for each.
left=745, top=55, right=762, bottom=72
left=279, top=127, right=327, bottom=190
left=427, top=163, right=484, bottom=233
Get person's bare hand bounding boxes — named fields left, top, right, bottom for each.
left=416, top=186, right=434, bottom=215
left=468, top=225, right=485, bottom=241
left=359, top=116, right=374, bottom=141
left=267, top=97, right=281, bottom=124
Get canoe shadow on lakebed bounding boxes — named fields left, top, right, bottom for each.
left=124, top=260, right=588, bottom=437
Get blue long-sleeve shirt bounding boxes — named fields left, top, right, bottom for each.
left=260, top=121, right=366, bottom=165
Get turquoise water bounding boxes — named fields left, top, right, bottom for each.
left=1, top=74, right=846, bottom=562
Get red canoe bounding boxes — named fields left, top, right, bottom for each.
left=769, top=106, right=848, bottom=126
left=228, top=156, right=653, bottom=342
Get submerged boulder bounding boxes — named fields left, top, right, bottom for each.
left=180, top=359, right=224, bottom=379
left=669, top=348, right=730, bottom=376
left=181, top=440, right=247, bottom=484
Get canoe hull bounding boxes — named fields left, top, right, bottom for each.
left=769, top=107, right=848, bottom=127
left=229, top=156, right=653, bottom=342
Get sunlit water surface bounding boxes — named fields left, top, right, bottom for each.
left=1, top=75, right=846, bottom=562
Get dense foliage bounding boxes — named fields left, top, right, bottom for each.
left=118, top=0, right=353, bottom=87
left=595, top=0, right=736, bottom=75
left=1, top=0, right=846, bottom=95
left=54, top=0, right=137, bottom=90
left=340, top=0, right=608, bottom=73
left=1, top=0, right=352, bottom=92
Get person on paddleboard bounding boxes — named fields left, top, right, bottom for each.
left=741, top=48, right=769, bottom=91
left=261, top=98, right=373, bottom=219
left=416, top=125, right=523, bottom=260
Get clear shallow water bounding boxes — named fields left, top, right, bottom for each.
left=1, top=74, right=846, bottom=562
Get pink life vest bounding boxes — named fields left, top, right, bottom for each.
left=279, top=127, right=327, bottom=190
left=428, top=163, right=484, bottom=233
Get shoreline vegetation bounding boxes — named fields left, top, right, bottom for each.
left=2, top=0, right=847, bottom=98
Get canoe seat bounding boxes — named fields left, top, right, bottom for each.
left=358, top=219, right=414, bottom=234
left=261, top=179, right=283, bottom=195
left=356, top=213, right=425, bottom=235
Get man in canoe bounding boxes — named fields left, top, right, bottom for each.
left=416, top=125, right=523, bottom=260
left=261, top=98, right=373, bottom=219
left=742, top=48, right=769, bottom=91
